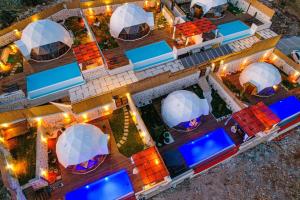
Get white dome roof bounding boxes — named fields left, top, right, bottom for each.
left=190, top=0, right=227, bottom=14
left=56, top=124, right=109, bottom=168
left=15, top=19, right=72, bottom=58
left=239, top=62, right=281, bottom=93
left=161, top=90, right=209, bottom=128
left=109, top=3, right=154, bottom=38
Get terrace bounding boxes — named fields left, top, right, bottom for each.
left=221, top=65, right=300, bottom=106
left=49, top=116, right=144, bottom=199
left=138, top=84, right=242, bottom=177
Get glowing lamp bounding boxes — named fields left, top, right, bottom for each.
left=1, top=123, right=9, bottom=128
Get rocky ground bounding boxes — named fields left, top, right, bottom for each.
left=152, top=130, right=300, bottom=200
left=259, top=0, right=300, bottom=35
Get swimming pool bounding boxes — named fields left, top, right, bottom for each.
left=217, top=20, right=251, bottom=44
left=26, top=62, right=85, bottom=99
left=268, top=96, right=300, bottom=120
left=65, top=169, right=134, bottom=200
left=178, top=128, right=236, bottom=168
left=125, top=40, right=175, bottom=71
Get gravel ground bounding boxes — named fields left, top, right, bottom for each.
left=259, top=0, right=300, bottom=35
left=152, top=130, right=300, bottom=200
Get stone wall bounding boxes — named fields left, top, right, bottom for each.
left=49, top=8, right=81, bottom=21
left=127, top=94, right=153, bottom=146
left=218, top=49, right=273, bottom=74
left=132, top=72, right=200, bottom=107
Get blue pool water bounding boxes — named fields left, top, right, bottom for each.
left=65, top=169, right=134, bottom=200
left=26, top=62, right=85, bottom=99
left=27, top=62, right=82, bottom=91
left=125, top=40, right=173, bottom=63
left=217, top=20, right=250, bottom=36
left=268, top=96, right=300, bottom=120
left=178, top=128, right=236, bottom=168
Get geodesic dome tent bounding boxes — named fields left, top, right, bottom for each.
left=15, top=19, right=72, bottom=61
left=239, top=62, right=282, bottom=96
left=190, top=0, right=227, bottom=15
left=56, top=124, right=109, bottom=168
left=161, top=90, right=209, bottom=131
left=110, top=3, right=154, bottom=41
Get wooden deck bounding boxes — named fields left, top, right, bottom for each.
left=28, top=50, right=76, bottom=73
left=49, top=117, right=144, bottom=200
left=159, top=114, right=243, bottom=155
left=103, top=27, right=173, bottom=70
left=209, top=11, right=262, bottom=26
left=223, top=72, right=300, bottom=106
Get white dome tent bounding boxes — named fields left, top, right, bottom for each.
left=15, top=19, right=72, bottom=61
left=239, top=62, right=282, bottom=96
left=161, top=90, right=209, bottom=131
left=110, top=3, right=154, bottom=40
left=56, top=124, right=109, bottom=168
left=190, top=0, right=227, bottom=16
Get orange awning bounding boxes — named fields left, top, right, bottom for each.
left=132, top=147, right=169, bottom=186
left=232, top=102, right=280, bottom=137
left=175, top=18, right=216, bottom=38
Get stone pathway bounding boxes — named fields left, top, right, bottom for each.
left=116, top=106, right=130, bottom=148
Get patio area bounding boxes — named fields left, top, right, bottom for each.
left=103, top=26, right=173, bottom=70
left=221, top=70, right=300, bottom=106
left=50, top=116, right=144, bottom=199
left=138, top=85, right=243, bottom=177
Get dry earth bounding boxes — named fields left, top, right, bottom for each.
left=152, top=130, right=300, bottom=200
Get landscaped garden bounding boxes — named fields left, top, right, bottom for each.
left=109, top=106, right=145, bottom=157
left=8, top=127, right=37, bottom=185
left=139, top=103, right=168, bottom=147
left=64, top=16, right=90, bottom=46
left=88, top=14, right=119, bottom=50
left=222, top=78, right=250, bottom=103
left=0, top=44, right=23, bottom=79
left=227, top=2, right=244, bottom=15
left=280, top=71, right=300, bottom=90
left=210, top=89, right=232, bottom=119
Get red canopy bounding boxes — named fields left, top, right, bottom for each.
left=73, top=42, right=103, bottom=66
left=232, top=102, right=280, bottom=137
left=175, top=18, right=216, bottom=38
left=132, top=146, right=169, bottom=186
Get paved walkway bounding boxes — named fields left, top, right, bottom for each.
left=116, top=106, right=130, bottom=148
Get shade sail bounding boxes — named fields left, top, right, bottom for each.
left=161, top=90, right=209, bottom=128
left=56, top=124, right=109, bottom=168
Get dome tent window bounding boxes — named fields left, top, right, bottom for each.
left=15, top=19, right=73, bottom=62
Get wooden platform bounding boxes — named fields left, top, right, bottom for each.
left=222, top=72, right=300, bottom=106
left=103, top=27, right=173, bottom=70
left=49, top=117, right=144, bottom=200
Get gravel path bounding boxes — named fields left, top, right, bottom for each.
left=152, top=130, right=300, bottom=200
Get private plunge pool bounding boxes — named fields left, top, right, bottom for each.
left=217, top=20, right=252, bottom=44
left=178, top=128, right=236, bottom=168
left=125, top=40, right=175, bottom=71
left=65, top=169, right=134, bottom=200
left=268, top=96, right=300, bottom=121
